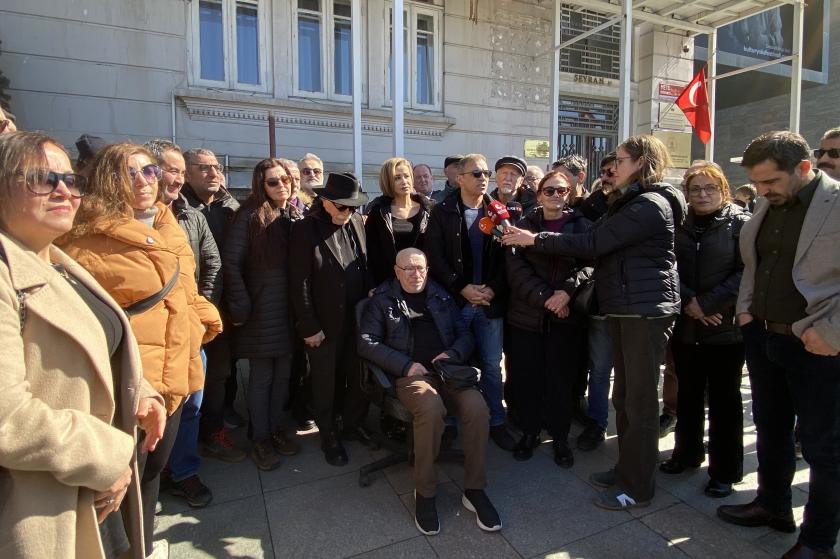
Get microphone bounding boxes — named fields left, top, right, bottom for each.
left=479, top=216, right=503, bottom=238
left=486, top=199, right=512, bottom=228
left=506, top=201, right=523, bottom=222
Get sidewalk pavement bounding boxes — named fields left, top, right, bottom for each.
left=155, top=369, right=831, bottom=559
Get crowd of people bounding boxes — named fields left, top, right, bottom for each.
left=0, top=102, right=838, bottom=559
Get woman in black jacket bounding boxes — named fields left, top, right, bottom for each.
left=223, top=158, right=302, bottom=471
left=505, top=170, right=592, bottom=467
left=502, top=135, right=687, bottom=511
left=365, top=157, right=431, bottom=285
left=659, top=164, right=750, bottom=498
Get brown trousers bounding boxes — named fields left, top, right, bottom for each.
left=396, top=375, right=489, bottom=497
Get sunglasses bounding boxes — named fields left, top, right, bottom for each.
left=191, top=163, right=224, bottom=174
left=332, top=202, right=359, bottom=212
left=129, top=164, right=162, bottom=182
left=24, top=169, right=87, bottom=198
left=814, top=148, right=840, bottom=159
left=540, top=186, right=570, bottom=197
left=460, top=169, right=493, bottom=179
left=265, top=176, right=292, bottom=187
left=301, top=167, right=323, bottom=176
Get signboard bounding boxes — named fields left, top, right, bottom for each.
left=524, top=139, right=550, bottom=159
left=653, top=131, right=693, bottom=168
left=658, top=83, right=684, bottom=100
left=658, top=102, right=690, bottom=132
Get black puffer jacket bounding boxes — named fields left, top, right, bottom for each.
left=181, top=184, right=240, bottom=250
left=172, top=194, right=222, bottom=304
left=425, top=188, right=508, bottom=318
left=223, top=204, right=302, bottom=358
left=358, top=278, right=474, bottom=378
left=673, top=203, right=750, bottom=345
left=534, top=182, right=687, bottom=317
left=506, top=207, right=593, bottom=332
left=364, top=193, right=431, bottom=284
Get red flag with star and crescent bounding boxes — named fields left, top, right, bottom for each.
left=675, top=68, right=712, bottom=144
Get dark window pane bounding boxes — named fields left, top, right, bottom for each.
left=236, top=3, right=260, bottom=84
left=199, top=0, right=225, bottom=81
left=334, top=0, right=351, bottom=18
left=298, top=0, right=320, bottom=11
left=298, top=15, right=322, bottom=92
left=417, top=33, right=434, bottom=104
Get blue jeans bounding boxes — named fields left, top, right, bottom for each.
left=586, top=317, right=613, bottom=429
left=168, top=349, right=206, bottom=481
left=743, top=321, right=840, bottom=551
left=461, top=305, right=504, bottom=426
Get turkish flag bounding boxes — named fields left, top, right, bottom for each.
left=675, top=68, right=712, bottom=144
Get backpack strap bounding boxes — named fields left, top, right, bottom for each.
left=123, top=262, right=180, bottom=317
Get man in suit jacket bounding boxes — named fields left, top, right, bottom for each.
left=717, top=131, right=840, bottom=559
left=289, top=172, right=373, bottom=466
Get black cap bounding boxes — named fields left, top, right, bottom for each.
left=444, top=154, right=465, bottom=168
left=494, top=155, right=527, bottom=177
left=75, top=134, right=109, bottom=164
left=315, top=172, right=369, bottom=206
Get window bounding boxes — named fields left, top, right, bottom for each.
left=385, top=2, right=442, bottom=110
left=293, top=0, right=363, bottom=100
left=191, top=0, right=270, bottom=92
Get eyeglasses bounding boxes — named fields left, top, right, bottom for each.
left=332, top=202, right=358, bottom=212
left=460, top=169, right=493, bottom=179
left=396, top=265, right=428, bottom=274
left=129, top=164, right=162, bottom=182
left=687, top=185, right=720, bottom=197
left=23, top=169, right=87, bottom=198
left=524, top=175, right=540, bottom=183
left=814, top=148, right=840, bottom=159
left=265, top=176, right=292, bottom=187
left=599, top=168, right=615, bottom=177
left=540, top=186, right=570, bottom=197
left=191, top=163, right=224, bottom=174
left=301, top=167, right=323, bottom=177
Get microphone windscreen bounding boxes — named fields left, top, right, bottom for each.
left=478, top=216, right=497, bottom=236
left=506, top=201, right=523, bottom=221
left=487, top=199, right=511, bottom=225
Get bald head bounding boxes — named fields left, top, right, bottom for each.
left=394, top=248, right=429, bottom=293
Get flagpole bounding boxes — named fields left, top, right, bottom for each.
left=653, top=64, right=710, bottom=132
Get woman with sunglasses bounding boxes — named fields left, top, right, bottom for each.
left=365, top=157, right=432, bottom=285
left=659, top=163, right=750, bottom=498
left=59, top=143, right=222, bottom=556
left=503, top=135, right=687, bottom=511
left=223, top=159, right=303, bottom=471
left=505, top=170, right=593, bottom=467
left=0, top=132, right=166, bottom=558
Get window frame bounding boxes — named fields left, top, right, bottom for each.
left=384, top=1, right=443, bottom=111
left=189, top=0, right=271, bottom=93
left=291, top=0, right=366, bottom=102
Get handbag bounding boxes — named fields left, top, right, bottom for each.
left=432, top=359, right=480, bottom=390
left=571, top=278, right=597, bottom=315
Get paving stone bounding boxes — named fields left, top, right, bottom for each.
left=348, top=536, right=438, bottom=559
left=540, top=519, right=689, bottom=559
left=383, top=461, right=451, bottom=496
left=159, top=453, right=262, bottom=516
left=155, top=495, right=272, bottom=558
left=264, top=470, right=416, bottom=558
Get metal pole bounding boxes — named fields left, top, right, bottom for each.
left=393, top=0, right=405, bottom=156
left=352, top=0, right=363, bottom=177
left=618, top=0, right=632, bottom=141
left=789, top=0, right=803, bottom=133
left=705, top=30, right=717, bottom=161
left=268, top=114, right=276, bottom=158
left=549, top=0, right=561, bottom=163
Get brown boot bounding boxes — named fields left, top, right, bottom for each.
left=251, top=438, right=282, bottom=471
left=272, top=429, right=301, bottom=456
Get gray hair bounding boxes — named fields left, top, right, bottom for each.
left=183, top=147, right=217, bottom=165
left=144, top=139, right=181, bottom=162
left=298, top=152, right=323, bottom=167
left=413, top=163, right=432, bottom=174
left=821, top=127, right=840, bottom=142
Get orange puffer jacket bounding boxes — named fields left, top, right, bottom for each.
left=61, top=203, right=222, bottom=413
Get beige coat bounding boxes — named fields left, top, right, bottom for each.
left=0, top=232, right=162, bottom=559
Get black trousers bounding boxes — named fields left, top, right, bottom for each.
left=200, top=329, right=232, bottom=438
left=136, top=403, right=183, bottom=554
left=507, top=323, right=585, bottom=439
left=671, top=341, right=745, bottom=483
left=305, top=316, right=369, bottom=438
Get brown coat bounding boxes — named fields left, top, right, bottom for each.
left=60, top=203, right=222, bottom=413
left=0, top=232, right=162, bottom=559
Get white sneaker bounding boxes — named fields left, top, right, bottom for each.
left=148, top=539, right=169, bottom=559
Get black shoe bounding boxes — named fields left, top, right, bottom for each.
left=199, top=429, right=247, bottom=463
left=271, top=429, right=301, bottom=456
left=297, top=419, right=317, bottom=432
left=716, top=500, right=796, bottom=532
left=489, top=424, right=516, bottom=452
left=659, top=457, right=700, bottom=474
left=553, top=439, right=574, bottom=468
left=342, top=425, right=377, bottom=448
left=576, top=423, right=606, bottom=451
left=251, top=438, right=282, bottom=471
left=169, top=475, right=213, bottom=508
left=704, top=479, right=733, bottom=498
left=321, top=434, right=349, bottom=467
left=414, top=491, right=440, bottom=536
left=589, top=468, right=616, bottom=488
left=659, top=414, right=677, bottom=438
left=462, top=489, right=502, bottom=532
left=513, top=434, right=540, bottom=461
left=441, top=425, right=458, bottom=450
left=571, top=396, right=590, bottom=426
left=781, top=542, right=838, bottom=559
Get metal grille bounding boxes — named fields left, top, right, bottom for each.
left=559, top=4, right=621, bottom=79
left=558, top=97, right=619, bottom=132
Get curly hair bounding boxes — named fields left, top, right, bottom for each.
left=378, top=157, right=414, bottom=198
left=62, top=143, right=155, bottom=239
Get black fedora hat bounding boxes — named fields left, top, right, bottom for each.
left=316, top=172, right=369, bottom=206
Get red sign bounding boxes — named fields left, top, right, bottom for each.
left=658, top=83, right=684, bottom=99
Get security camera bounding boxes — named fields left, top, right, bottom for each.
left=682, top=44, right=690, bottom=54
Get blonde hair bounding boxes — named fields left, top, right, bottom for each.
left=378, top=157, right=414, bottom=198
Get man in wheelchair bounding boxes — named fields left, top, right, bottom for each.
left=358, top=248, right=501, bottom=535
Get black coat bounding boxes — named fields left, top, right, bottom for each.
left=181, top=184, right=240, bottom=250
left=223, top=204, right=301, bottom=358
left=364, top=193, right=431, bottom=284
left=172, top=194, right=222, bottom=304
left=533, top=182, right=687, bottom=317
left=358, top=278, right=474, bottom=378
left=673, top=203, right=750, bottom=345
left=424, top=188, right=508, bottom=318
left=289, top=200, right=373, bottom=339
left=506, top=207, right=593, bottom=332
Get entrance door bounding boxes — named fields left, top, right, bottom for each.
left=558, top=97, right=619, bottom=190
